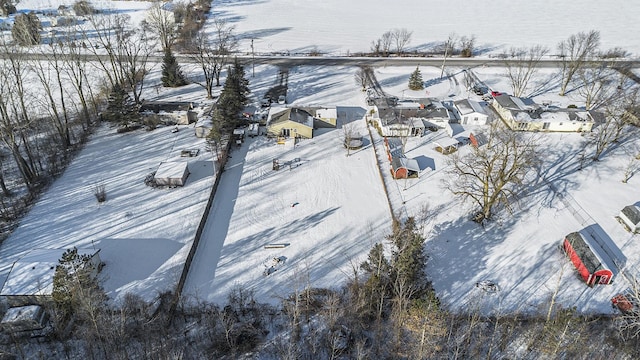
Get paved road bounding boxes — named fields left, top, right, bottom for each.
left=2, top=51, right=639, bottom=69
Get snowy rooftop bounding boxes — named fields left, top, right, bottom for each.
left=0, top=248, right=100, bottom=297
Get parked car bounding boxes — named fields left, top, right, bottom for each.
left=472, top=85, right=486, bottom=95
left=278, top=95, right=286, bottom=104
left=260, top=98, right=271, bottom=108
left=491, top=90, right=502, bottom=97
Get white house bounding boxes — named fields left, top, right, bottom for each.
left=454, top=99, right=489, bottom=125
left=619, top=205, right=640, bottom=233
left=492, top=94, right=595, bottom=132
left=373, top=98, right=452, bottom=137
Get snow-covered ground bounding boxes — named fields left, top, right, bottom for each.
left=212, top=0, right=640, bottom=57
left=0, top=0, right=637, bottom=316
left=0, top=123, right=214, bottom=303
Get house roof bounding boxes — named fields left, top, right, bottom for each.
left=565, top=232, right=605, bottom=274
left=494, top=94, right=537, bottom=111
left=315, top=107, right=337, bottom=119
left=454, top=99, right=487, bottom=116
left=385, top=137, right=404, bottom=158
left=621, top=205, right=640, bottom=226
left=268, top=107, right=314, bottom=128
left=513, top=108, right=594, bottom=123
left=140, top=101, right=195, bottom=113
left=0, top=248, right=100, bottom=297
left=391, top=156, right=420, bottom=172
left=378, top=101, right=451, bottom=125
left=156, top=161, right=189, bottom=180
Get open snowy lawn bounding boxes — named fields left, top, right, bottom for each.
left=0, top=124, right=214, bottom=303
left=213, top=0, right=640, bottom=57
left=184, top=114, right=392, bottom=304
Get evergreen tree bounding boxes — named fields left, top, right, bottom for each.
left=52, top=247, right=106, bottom=322
left=12, top=12, right=41, bottom=46
left=102, top=83, right=140, bottom=129
left=408, top=66, right=424, bottom=91
left=161, top=47, right=188, bottom=87
left=388, top=217, right=427, bottom=294
left=216, top=59, right=251, bottom=127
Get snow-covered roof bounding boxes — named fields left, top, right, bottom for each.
left=0, top=248, right=100, bottom=297
left=454, top=99, right=486, bottom=116
left=155, top=161, right=189, bottom=180
left=621, top=205, right=640, bottom=226
left=268, top=107, right=314, bottom=128
left=315, top=107, right=337, bottom=119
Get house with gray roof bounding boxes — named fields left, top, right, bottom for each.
left=492, top=94, right=594, bottom=132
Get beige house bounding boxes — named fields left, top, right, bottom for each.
left=314, top=107, right=338, bottom=127
left=492, top=95, right=594, bottom=132
left=267, top=107, right=315, bottom=139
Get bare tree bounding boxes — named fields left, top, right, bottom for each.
left=84, top=13, right=131, bottom=89
left=391, top=28, right=412, bottom=54
left=503, top=45, right=549, bottom=97
left=32, top=41, right=74, bottom=150
left=444, top=121, right=540, bottom=222
left=144, top=0, right=177, bottom=51
left=440, top=32, right=457, bottom=78
left=575, top=64, right=620, bottom=110
left=189, top=18, right=237, bottom=98
left=370, top=31, right=395, bottom=56
left=621, top=150, right=639, bottom=183
left=459, top=35, right=476, bottom=58
left=557, top=30, right=600, bottom=96
left=589, top=98, right=633, bottom=161
left=342, top=122, right=358, bottom=157
left=354, top=66, right=369, bottom=91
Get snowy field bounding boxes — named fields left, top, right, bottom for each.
left=212, top=0, right=640, bottom=57
left=0, top=0, right=637, bottom=315
left=0, top=123, right=215, bottom=303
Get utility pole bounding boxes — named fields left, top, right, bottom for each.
left=440, top=40, right=449, bottom=79
left=251, top=39, right=255, bottom=78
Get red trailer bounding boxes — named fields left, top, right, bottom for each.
left=562, top=232, right=614, bottom=287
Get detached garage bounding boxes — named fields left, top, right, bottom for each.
left=155, top=161, right=190, bottom=187
left=562, top=232, right=614, bottom=287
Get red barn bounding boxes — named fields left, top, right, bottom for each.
left=562, top=232, right=614, bottom=287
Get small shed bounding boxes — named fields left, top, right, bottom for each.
left=155, top=161, right=190, bottom=187
left=562, top=232, right=614, bottom=287
left=390, top=156, right=420, bottom=179
left=619, top=205, right=640, bottom=233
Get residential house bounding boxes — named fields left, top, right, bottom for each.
left=373, top=98, right=452, bottom=137
left=454, top=99, right=490, bottom=125
left=492, top=94, right=594, bottom=132
left=267, top=107, right=315, bottom=139
left=0, top=248, right=102, bottom=306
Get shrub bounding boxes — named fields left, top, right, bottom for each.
left=93, top=183, right=106, bottom=202
left=73, top=0, right=96, bottom=16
